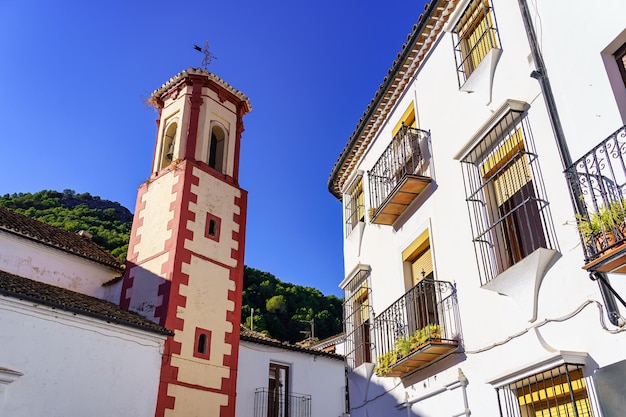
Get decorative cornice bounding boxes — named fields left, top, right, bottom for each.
left=151, top=68, right=252, bottom=114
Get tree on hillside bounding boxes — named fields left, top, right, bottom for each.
left=242, top=266, right=344, bottom=343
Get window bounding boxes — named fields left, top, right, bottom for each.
left=345, top=176, right=365, bottom=233
left=205, top=213, right=221, bottom=242
left=615, top=42, right=626, bottom=89
left=496, top=363, right=596, bottom=417
left=453, top=0, right=500, bottom=83
left=343, top=267, right=372, bottom=369
left=197, top=334, right=208, bottom=354
left=209, top=125, right=226, bottom=172
left=459, top=101, right=556, bottom=285
left=268, top=363, right=289, bottom=417
left=159, top=122, right=178, bottom=170
left=193, top=328, right=211, bottom=360
left=403, top=230, right=434, bottom=286
left=402, top=231, right=438, bottom=333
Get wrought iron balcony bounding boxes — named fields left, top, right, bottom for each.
left=254, top=388, right=311, bottom=417
left=368, top=127, right=432, bottom=225
left=373, top=279, right=460, bottom=378
left=565, top=125, right=626, bottom=273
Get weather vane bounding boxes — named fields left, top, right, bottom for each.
left=193, top=41, right=217, bottom=69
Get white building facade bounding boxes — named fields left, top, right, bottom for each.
left=0, top=208, right=170, bottom=417
left=236, top=327, right=346, bottom=417
left=328, top=1, right=626, bottom=416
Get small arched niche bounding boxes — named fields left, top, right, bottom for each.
left=159, top=122, right=178, bottom=170
left=208, top=124, right=227, bottom=173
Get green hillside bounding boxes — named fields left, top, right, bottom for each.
left=1, top=189, right=132, bottom=260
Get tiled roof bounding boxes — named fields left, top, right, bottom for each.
left=327, top=0, right=459, bottom=198
left=0, top=270, right=173, bottom=336
left=0, top=206, right=123, bottom=270
left=239, top=325, right=344, bottom=361
left=152, top=67, right=252, bottom=113
left=311, top=332, right=345, bottom=350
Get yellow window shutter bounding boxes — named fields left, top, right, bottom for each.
left=392, top=103, right=417, bottom=137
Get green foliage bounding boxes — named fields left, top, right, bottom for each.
left=266, top=295, right=287, bottom=313
left=575, top=199, right=626, bottom=245
left=243, top=266, right=344, bottom=344
left=374, top=324, right=443, bottom=377
left=0, top=190, right=132, bottom=261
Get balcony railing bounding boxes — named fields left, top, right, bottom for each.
left=254, top=388, right=311, bottom=417
left=565, top=125, right=626, bottom=273
left=373, top=279, right=460, bottom=378
left=368, top=126, right=432, bottom=225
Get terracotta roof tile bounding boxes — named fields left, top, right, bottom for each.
left=152, top=67, right=252, bottom=113
left=239, top=325, right=344, bottom=360
left=0, top=270, right=172, bottom=336
left=0, top=206, right=123, bottom=270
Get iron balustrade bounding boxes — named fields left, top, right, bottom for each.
left=373, top=279, right=459, bottom=365
left=254, top=388, right=311, bottom=417
left=368, top=126, right=430, bottom=212
left=565, top=125, right=626, bottom=263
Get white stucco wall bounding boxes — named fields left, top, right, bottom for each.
left=236, top=341, right=346, bottom=417
left=0, top=231, right=121, bottom=301
left=0, top=296, right=165, bottom=417
left=339, top=1, right=626, bottom=416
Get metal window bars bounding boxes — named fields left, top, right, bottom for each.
left=343, top=268, right=373, bottom=370
left=452, top=0, right=501, bottom=86
left=495, top=363, right=600, bottom=417
left=460, top=109, right=557, bottom=285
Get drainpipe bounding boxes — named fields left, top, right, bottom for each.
left=591, top=272, right=626, bottom=326
left=517, top=0, right=625, bottom=327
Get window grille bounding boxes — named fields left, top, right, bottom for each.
left=453, top=0, right=500, bottom=85
left=343, top=268, right=372, bottom=369
left=495, top=363, right=599, bottom=417
left=460, top=108, right=557, bottom=285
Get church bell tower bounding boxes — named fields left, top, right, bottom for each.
left=120, top=68, right=251, bottom=417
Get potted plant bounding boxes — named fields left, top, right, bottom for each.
left=374, top=351, right=398, bottom=377
left=610, top=199, right=626, bottom=236
left=374, top=324, right=445, bottom=377
left=576, top=203, right=624, bottom=251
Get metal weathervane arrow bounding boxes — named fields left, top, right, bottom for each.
left=193, top=41, right=217, bottom=69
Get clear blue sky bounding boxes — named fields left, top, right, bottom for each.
left=1, top=0, right=426, bottom=298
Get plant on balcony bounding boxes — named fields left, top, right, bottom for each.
left=374, top=324, right=442, bottom=377
left=374, top=350, right=398, bottom=377
left=576, top=200, right=626, bottom=251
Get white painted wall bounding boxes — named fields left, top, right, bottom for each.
left=0, top=231, right=121, bottom=302
left=0, top=296, right=165, bottom=417
left=339, top=1, right=626, bottom=416
left=237, top=340, right=346, bottom=417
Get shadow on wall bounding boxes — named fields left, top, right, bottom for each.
left=347, top=363, right=423, bottom=417
left=119, top=262, right=172, bottom=327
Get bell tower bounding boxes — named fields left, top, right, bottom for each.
left=120, top=68, right=251, bottom=417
